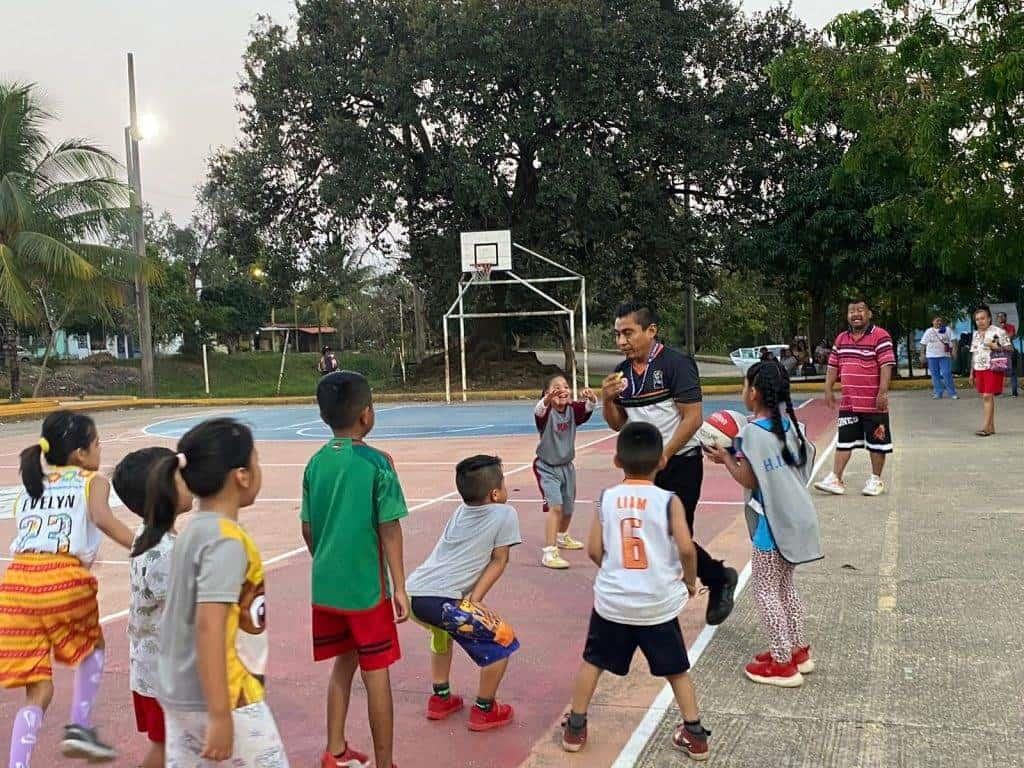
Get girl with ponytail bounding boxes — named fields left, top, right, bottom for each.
left=2, top=410, right=135, bottom=766
left=153, top=418, right=288, bottom=768
left=704, top=361, right=822, bottom=689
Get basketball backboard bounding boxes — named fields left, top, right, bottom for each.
left=460, top=230, right=512, bottom=273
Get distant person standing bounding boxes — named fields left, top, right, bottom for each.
left=970, top=306, right=1012, bottom=437
left=815, top=298, right=896, bottom=497
left=318, top=346, right=339, bottom=377
left=995, top=312, right=1018, bottom=398
left=600, top=301, right=738, bottom=626
left=919, top=317, right=958, bottom=400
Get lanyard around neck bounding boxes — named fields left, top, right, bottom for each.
left=629, top=342, right=663, bottom=396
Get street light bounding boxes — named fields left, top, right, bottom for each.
left=137, top=113, right=160, bottom=142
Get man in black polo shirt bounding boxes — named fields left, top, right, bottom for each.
left=600, top=301, right=738, bottom=625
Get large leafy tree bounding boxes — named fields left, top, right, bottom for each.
left=0, top=82, right=129, bottom=399
left=210, top=0, right=809, bottom=354
left=769, top=0, right=1024, bottom=288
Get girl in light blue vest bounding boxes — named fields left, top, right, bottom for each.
left=705, top=361, right=821, bottom=689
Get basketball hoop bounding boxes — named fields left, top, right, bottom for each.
left=472, top=263, right=493, bottom=282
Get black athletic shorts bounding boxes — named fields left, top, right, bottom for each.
left=836, top=410, right=893, bottom=454
left=582, top=610, right=690, bottom=677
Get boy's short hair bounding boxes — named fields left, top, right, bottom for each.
left=455, top=455, right=503, bottom=505
left=112, top=446, right=176, bottom=518
left=317, top=371, right=372, bottom=429
left=616, top=422, right=664, bottom=476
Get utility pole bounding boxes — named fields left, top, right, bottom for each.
left=126, top=53, right=156, bottom=396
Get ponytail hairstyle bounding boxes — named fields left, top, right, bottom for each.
left=746, top=361, right=808, bottom=468
left=132, top=418, right=255, bottom=557
left=19, top=410, right=98, bottom=501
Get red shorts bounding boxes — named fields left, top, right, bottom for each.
left=974, top=369, right=1005, bottom=395
left=312, top=598, right=401, bottom=671
left=132, top=691, right=165, bottom=743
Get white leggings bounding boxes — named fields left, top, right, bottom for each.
left=165, top=701, right=289, bottom=768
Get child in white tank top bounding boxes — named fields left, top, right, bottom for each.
left=2, top=411, right=135, bottom=767
left=561, top=422, right=711, bottom=760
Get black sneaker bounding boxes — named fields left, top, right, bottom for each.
left=705, top=567, right=738, bottom=626
left=60, top=724, right=117, bottom=762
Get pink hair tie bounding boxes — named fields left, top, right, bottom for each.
left=176, top=453, right=187, bottom=469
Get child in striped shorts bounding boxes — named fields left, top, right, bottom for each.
left=0, top=411, right=135, bottom=766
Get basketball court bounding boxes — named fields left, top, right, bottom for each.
left=0, top=397, right=834, bottom=766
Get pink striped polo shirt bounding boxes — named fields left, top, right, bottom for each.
left=828, top=325, right=896, bottom=413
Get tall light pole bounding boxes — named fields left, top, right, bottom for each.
left=125, top=52, right=156, bottom=396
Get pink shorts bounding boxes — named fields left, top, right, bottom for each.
left=974, top=369, right=1004, bottom=395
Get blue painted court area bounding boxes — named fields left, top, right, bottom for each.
left=143, top=398, right=754, bottom=441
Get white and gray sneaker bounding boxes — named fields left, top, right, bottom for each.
left=862, top=476, right=886, bottom=496
left=814, top=472, right=846, bottom=495
left=60, top=724, right=117, bottom=762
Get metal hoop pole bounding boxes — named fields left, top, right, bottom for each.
left=458, top=283, right=468, bottom=402
left=580, top=277, right=590, bottom=389
left=569, top=310, right=578, bottom=400
left=443, top=316, right=451, bottom=404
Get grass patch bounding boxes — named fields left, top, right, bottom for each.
left=71, top=352, right=392, bottom=399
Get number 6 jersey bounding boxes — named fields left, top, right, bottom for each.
left=593, top=481, right=687, bottom=626
left=11, top=467, right=102, bottom=567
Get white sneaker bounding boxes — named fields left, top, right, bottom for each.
left=862, top=476, right=886, bottom=496
left=814, top=473, right=846, bottom=495
left=541, top=547, right=570, bottom=569
left=556, top=533, right=584, bottom=551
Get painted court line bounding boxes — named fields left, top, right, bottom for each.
left=92, top=430, right=620, bottom=626
left=611, top=424, right=836, bottom=767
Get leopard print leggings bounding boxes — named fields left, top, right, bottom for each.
left=751, top=548, right=807, bottom=663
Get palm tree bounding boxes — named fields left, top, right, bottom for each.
left=0, top=82, right=129, bottom=400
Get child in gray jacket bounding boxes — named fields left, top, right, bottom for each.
left=704, top=360, right=821, bottom=689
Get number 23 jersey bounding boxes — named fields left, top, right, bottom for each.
left=594, top=482, right=686, bottom=626
left=11, top=467, right=102, bottom=566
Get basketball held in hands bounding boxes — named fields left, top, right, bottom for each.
left=696, top=409, right=748, bottom=450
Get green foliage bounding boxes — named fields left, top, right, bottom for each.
left=769, top=0, right=1024, bottom=286
left=0, top=82, right=134, bottom=398
left=211, top=0, right=811, bottom=337
left=199, top=283, right=270, bottom=352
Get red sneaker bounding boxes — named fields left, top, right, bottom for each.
left=754, top=645, right=815, bottom=674
left=320, top=745, right=370, bottom=768
left=560, top=714, right=587, bottom=752
left=744, top=657, right=804, bottom=687
left=468, top=701, right=514, bottom=732
left=672, top=723, right=710, bottom=761
left=426, top=693, right=465, bottom=720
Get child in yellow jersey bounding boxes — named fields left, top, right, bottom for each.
left=1, top=410, right=135, bottom=767
left=146, top=418, right=287, bottom=768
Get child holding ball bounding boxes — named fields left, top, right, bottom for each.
left=704, top=360, right=822, bottom=687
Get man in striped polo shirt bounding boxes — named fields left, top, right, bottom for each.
left=815, top=299, right=896, bottom=497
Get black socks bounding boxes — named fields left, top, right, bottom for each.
left=475, top=697, right=494, bottom=712
left=568, top=712, right=587, bottom=731
left=433, top=682, right=451, bottom=699
left=684, top=719, right=708, bottom=736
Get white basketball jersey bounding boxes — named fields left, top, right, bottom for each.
left=11, top=467, right=102, bottom=566
left=594, top=482, right=687, bottom=626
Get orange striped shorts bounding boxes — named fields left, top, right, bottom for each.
left=0, top=553, right=100, bottom=688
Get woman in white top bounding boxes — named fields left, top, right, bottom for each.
left=919, top=316, right=957, bottom=400
left=969, top=305, right=1012, bottom=437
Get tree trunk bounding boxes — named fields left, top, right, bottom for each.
left=807, top=290, right=829, bottom=349
left=554, top=317, right=576, bottom=375
left=412, top=283, right=427, bottom=362
left=32, top=329, right=59, bottom=398
left=2, top=316, right=21, bottom=402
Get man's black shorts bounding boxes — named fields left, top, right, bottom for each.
left=836, top=410, right=893, bottom=454
left=582, top=610, right=690, bottom=677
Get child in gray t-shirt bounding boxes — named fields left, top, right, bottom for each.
left=405, top=455, right=522, bottom=732
left=534, top=374, right=597, bottom=570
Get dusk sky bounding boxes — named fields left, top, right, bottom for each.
left=3, top=1, right=868, bottom=224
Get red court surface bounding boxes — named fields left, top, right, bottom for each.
left=0, top=400, right=833, bottom=767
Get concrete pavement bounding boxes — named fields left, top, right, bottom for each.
left=634, top=390, right=1024, bottom=767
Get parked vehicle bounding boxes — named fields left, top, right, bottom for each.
left=16, top=346, right=33, bottom=363
left=730, top=344, right=790, bottom=374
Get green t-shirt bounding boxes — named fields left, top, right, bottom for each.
left=301, top=438, right=409, bottom=612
